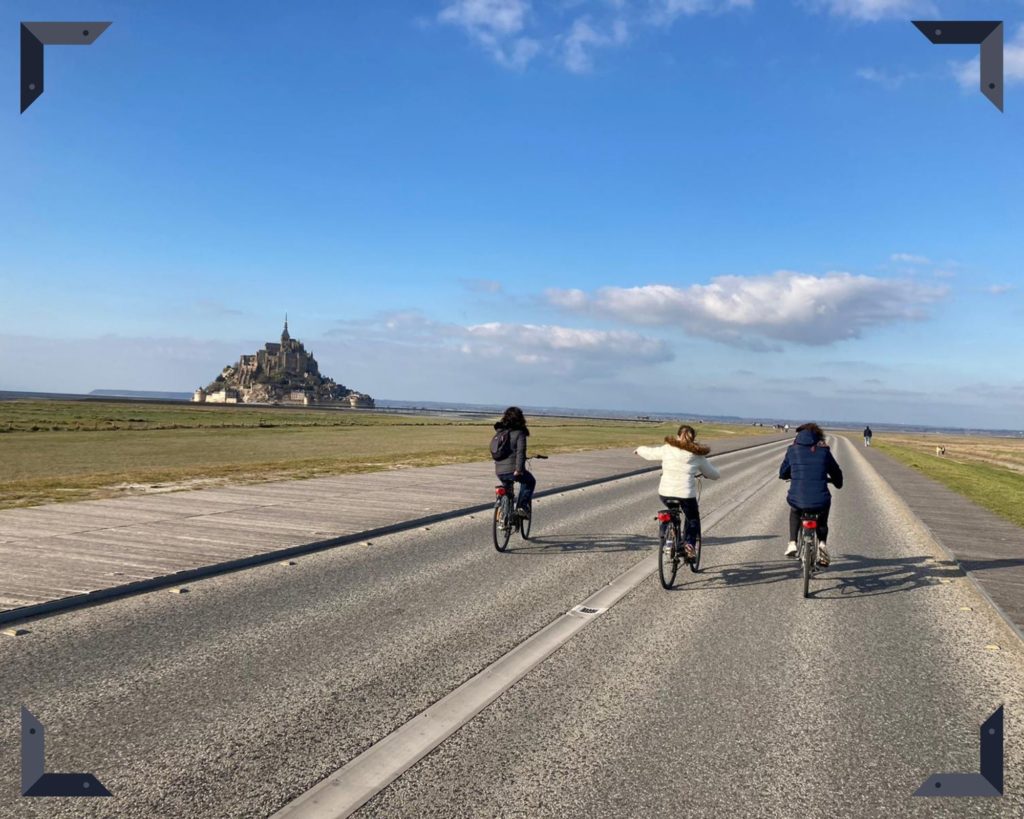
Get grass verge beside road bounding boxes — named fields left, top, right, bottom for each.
left=0, top=401, right=751, bottom=510
left=873, top=440, right=1024, bottom=529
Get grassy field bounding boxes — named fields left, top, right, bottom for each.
left=0, top=401, right=750, bottom=510
left=861, top=433, right=1024, bottom=529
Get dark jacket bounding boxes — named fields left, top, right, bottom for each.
left=863, top=426, right=873, bottom=438
left=493, top=422, right=527, bottom=476
left=779, top=429, right=843, bottom=509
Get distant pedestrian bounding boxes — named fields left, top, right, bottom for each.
left=784, top=423, right=790, bottom=433
left=863, top=426, right=873, bottom=447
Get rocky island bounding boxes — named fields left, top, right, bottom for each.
left=192, top=318, right=374, bottom=408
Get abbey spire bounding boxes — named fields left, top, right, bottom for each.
left=281, top=313, right=290, bottom=343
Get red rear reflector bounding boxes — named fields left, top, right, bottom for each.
left=657, top=512, right=672, bottom=522
left=802, top=520, right=817, bottom=529
left=495, top=487, right=506, bottom=496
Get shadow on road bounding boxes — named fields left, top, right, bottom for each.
left=672, top=553, right=967, bottom=599
left=702, top=535, right=776, bottom=547
left=505, top=533, right=654, bottom=554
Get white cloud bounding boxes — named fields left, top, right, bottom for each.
left=547, top=270, right=948, bottom=348
left=648, top=0, right=754, bottom=26
left=953, top=25, right=1024, bottom=90
left=438, top=0, right=541, bottom=69
left=890, top=252, right=930, bottom=265
left=436, top=0, right=750, bottom=72
left=986, top=284, right=1015, bottom=295
left=807, top=0, right=936, bottom=21
left=439, top=0, right=530, bottom=36
left=562, top=16, right=630, bottom=73
left=329, top=311, right=672, bottom=378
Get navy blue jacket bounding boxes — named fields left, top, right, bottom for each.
left=779, top=429, right=844, bottom=509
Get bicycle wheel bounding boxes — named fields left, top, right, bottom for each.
left=658, top=521, right=680, bottom=589
left=801, top=531, right=814, bottom=598
left=520, top=506, right=532, bottom=540
left=493, top=496, right=513, bottom=552
left=688, top=536, right=702, bottom=573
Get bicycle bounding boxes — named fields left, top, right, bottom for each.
left=492, top=455, right=547, bottom=552
left=655, top=478, right=703, bottom=589
left=796, top=511, right=821, bottom=599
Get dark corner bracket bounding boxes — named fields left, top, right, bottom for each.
left=20, top=707, right=112, bottom=797
left=20, top=22, right=111, bottom=113
left=913, top=21, right=1003, bottom=111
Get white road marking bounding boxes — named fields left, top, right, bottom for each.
left=270, top=461, right=782, bottom=818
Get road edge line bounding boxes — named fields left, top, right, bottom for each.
left=0, top=438, right=788, bottom=627
left=841, top=436, right=1024, bottom=647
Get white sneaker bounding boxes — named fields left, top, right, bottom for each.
left=817, top=543, right=831, bottom=567
left=785, top=541, right=798, bottom=558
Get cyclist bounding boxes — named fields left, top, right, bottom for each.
left=780, top=422, right=843, bottom=566
left=493, top=406, right=536, bottom=518
left=635, top=425, right=720, bottom=558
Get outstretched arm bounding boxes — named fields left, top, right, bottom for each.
left=634, top=445, right=664, bottom=461
left=699, top=457, right=720, bottom=480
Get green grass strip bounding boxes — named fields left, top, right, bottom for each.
left=875, top=441, right=1024, bottom=529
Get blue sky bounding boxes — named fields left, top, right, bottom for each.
left=2, top=0, right=1023, bottom=428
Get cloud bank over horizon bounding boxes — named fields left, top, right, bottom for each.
left=547, top=271, right=948, bottom=349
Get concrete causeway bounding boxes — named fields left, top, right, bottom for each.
left=0, top=434, right=783, bottom=624
left=860, top=443, right=1024, bottom=641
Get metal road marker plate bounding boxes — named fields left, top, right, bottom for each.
left=570, top=605, right=607, bottom=617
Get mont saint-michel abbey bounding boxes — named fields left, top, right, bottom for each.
left=192, top=318, right=374, bottom=408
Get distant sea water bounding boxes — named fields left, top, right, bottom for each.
left=0, top=390, right=1021, bottom=438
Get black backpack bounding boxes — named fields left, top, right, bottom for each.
left=490, top=428, right=513, bottom=461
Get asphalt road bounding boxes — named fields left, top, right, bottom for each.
left=1, top=437, right=1022, bottom=817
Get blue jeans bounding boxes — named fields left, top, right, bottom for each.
left=497, top=470, right=536, bottom=510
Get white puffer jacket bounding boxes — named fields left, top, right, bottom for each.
left=635, top=441, right=720, bottom=498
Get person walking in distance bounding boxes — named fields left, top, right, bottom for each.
left=491, top=406, right=536, bottom=518
left=780, top=423, right=843, bottom=567
left=635, top=425, right=720, bottom=559
left=863, top=425, right=873, bottom=447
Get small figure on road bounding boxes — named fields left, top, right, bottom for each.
left=635, top=425, right=721, bottom=559
left=780, top=423, right=844, bottom=567
left=863, top=425, right=873, bottom=447
left=492, top=407, right=536, bottom=519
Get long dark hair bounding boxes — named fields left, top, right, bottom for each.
left=499, top=406, right=529, bottom=435
left=665, top=424, right=696, bottom=445
left=796, top=422, right=825, bottom=442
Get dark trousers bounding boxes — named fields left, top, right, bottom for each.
left=789, top=504, right=831, bottom=543
left=660, top=495, right=701, bottom=546
left=498, top=470, right=536, bottom=510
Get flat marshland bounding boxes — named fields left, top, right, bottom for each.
left=0, top=401, right=748, bottom=510
left=861, top=432, right=1024, bottom=528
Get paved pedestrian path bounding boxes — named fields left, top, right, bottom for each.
left=859, top=443, right=1024, bottom=640
left=0, top=434, right=785, bottom=624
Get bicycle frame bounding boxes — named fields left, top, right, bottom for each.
left=798, top=514, right=819, bottom=598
